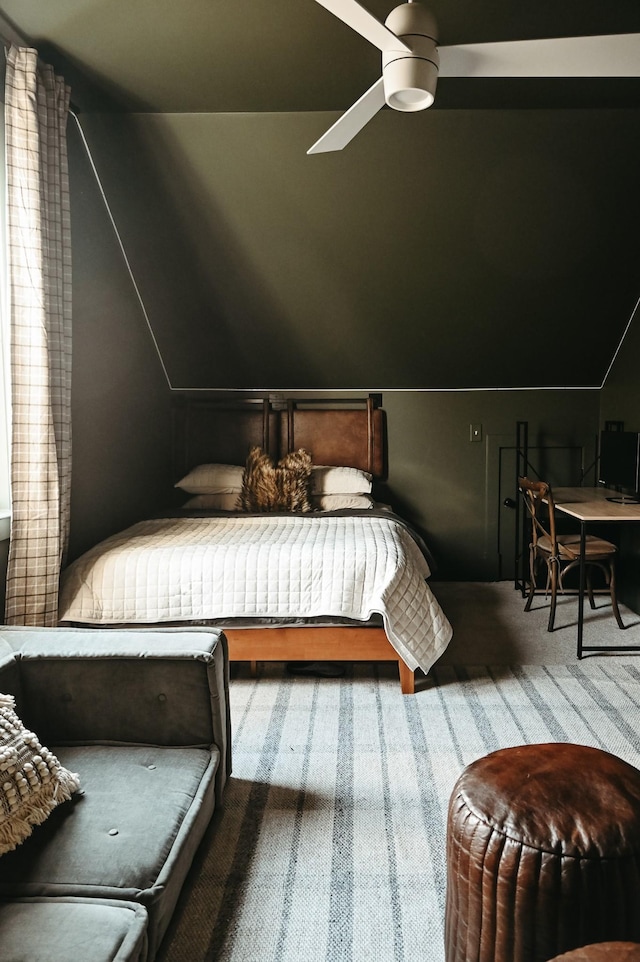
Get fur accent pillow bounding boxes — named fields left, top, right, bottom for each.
left=239, top=447, right=313, bottom=513
left=0, top=693, right=80, bottom=856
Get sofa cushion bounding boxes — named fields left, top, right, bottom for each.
left=1, top=627, right=232, bottom=801
left=0, top=744, right=218, bottom=959
left=0, top=694, right=80, bottom=856
left=0, top=896, right=148, bottom=962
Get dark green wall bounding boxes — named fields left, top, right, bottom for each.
left=6, top=105, right=635, bottom=597
left=63, top=108, right=624, bottom=581
left=77, top=110, right=640, bottom=391
left=600, top=306, right=640, bottom=609
left=381, top=390, right=600, bottom=579
left=600, top=310, right=640, bottom=430
left=67, top=119, right=174, bottom=562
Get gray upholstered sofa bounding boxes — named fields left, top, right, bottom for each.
left=0, top=625, right=231, bottom=962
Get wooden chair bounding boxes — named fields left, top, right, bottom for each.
left=518, top=476, right=625, bottom=632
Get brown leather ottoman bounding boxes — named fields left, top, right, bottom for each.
left=549, top=945, right=640, bottom=962
left=445, top=744, right=640, bottom=962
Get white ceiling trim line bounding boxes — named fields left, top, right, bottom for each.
left=180, top=385, right=602, bottom=393
left=599, top=291, right=640, bottom=389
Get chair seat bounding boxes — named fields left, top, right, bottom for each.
left=537, top=532, right=617, bottom=560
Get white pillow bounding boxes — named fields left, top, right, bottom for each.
left=311, top=465, right=372, bottom=495
left=182, top=493, right=241, bottom=511
left=0, top=693, right=80, bottom=856
left=174, top=463, right=244, bottom=494
left=312, top=494, right=374, bottom=511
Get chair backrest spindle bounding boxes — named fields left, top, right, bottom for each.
left=518, top=477, right=557, bottom=555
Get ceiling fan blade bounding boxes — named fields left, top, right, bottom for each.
left=439, top=33, right=640, bottom=78
left=313, top=0, right=411, bottom=53
left=307, top=77, right=386, bottom=154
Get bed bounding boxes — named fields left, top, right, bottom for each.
left=58, top=396, right=452, bottom=693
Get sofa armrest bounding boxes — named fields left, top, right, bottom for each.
left=0, top=626, right=231, bottom=793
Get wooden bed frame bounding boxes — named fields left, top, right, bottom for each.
left=172, top=393, right=417, bottom=694
left=225, top=625, right=416, bottom=694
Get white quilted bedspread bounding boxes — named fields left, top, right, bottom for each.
left=58, top=514, right=453, bottom=673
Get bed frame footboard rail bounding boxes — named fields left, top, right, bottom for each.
left=223, top=625, right=416, bottom=695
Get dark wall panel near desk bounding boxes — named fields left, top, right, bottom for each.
left=600, top=304, right=640, bottom=611
left=370, top=389, right=600, bottom=580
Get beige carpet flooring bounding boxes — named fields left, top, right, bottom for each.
left=157, top=581, right=640, bottom=962
left=430, top=579, right=640, bottom=666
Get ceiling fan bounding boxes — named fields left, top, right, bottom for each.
left=308, top=0, right=640, bottom=154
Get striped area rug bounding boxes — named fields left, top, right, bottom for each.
left=159, top=661, right=640, bottom=962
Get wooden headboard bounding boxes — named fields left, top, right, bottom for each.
left=172, top=395, right=387, bottom=480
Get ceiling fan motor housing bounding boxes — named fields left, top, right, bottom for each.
left=383, top=2, right=439, bottom=111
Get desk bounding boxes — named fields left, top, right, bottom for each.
left=551, top=486, right=640, bottom=657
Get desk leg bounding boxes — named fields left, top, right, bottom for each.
left=577, top=520, right=586, bottom=659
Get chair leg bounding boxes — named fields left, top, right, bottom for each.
left=547, top=559, right=559, bottom=632
left=586, top=568, right=596, bottom=610
left=524, top=547, right=537, bottom=612
left=609, top=561, right=625, bottom=630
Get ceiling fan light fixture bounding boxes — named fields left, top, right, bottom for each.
left=382, top=2, right=439, bottom=112
left=309, top=0, right=640, bottom=153
left=383, top=56, right=438, bottom=111
left=390, top=87, right=434, bottom=109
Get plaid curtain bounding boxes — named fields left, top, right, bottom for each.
left=4, top=46, right=72, bottom=626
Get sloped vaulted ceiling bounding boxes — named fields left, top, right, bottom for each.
left=2, top=0, right=640, bottom=389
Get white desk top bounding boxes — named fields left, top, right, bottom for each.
left=551, top=486, right=640, bottom=522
